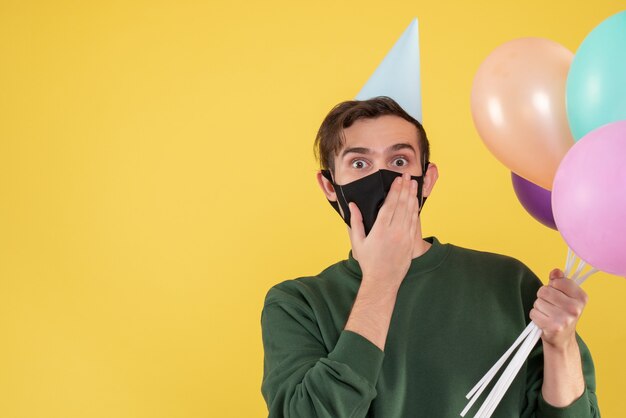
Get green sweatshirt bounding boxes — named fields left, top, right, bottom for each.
left=261, top=236, right=600, bottom=417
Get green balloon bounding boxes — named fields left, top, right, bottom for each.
left=566, top=10, right=626, bottom=141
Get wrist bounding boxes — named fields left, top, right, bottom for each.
left=542, top=334, right=578, bottom=354
left=346, top=279, right=399, bottom=351
left=359, top=275, right=402, bottom=296
left=541, top=335, right=585, bottom=407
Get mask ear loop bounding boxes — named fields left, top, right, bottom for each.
left=324, top=168, right=350, bottom=221
left=321, top=169, right=342, bottom=197
left=326, top=170, right=345, bottom=203
left=419, top=153, right=430, bottom=210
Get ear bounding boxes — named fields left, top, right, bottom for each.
left=422, top=162, right=438, bottom=198
left=316, top=171, right=338, bottom=202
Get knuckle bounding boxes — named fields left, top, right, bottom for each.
left=543, top=323, right=556, bottom=334
left=537, top=286, right=548, bottom=298
left=581, top=290, right=589, bottom=304
left=575, top=304, right=585, bottom=317
left=566, top=304, right=579, bottom=317
left=550, top=281, right=563, bottom=292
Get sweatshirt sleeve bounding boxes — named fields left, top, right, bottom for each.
left=260, top=288, right=385, bottom=418
left=517, top=265, right=601, bottom=417
left=522, top=333, right=600, bottom=418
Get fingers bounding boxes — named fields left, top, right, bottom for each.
left=542, top=273, right=588, bottom=316
left=347, top=202, right=366, bottom=243
left=530, top=297, right=573, bottom=335
left=403, top=179, right=418, bottom=224
left=529, top=306, right=549, bottom=327
left=376, top=175, right=403, bottom=226
left=531, top=270, right=589, bottom=349
left=531, top=272, right=588, bottom=337
left=533, top=297, right=563, bottom=319
left=549, top=275, right=589, bottom=304
left=409, top=194, right=419, bottom=240
left=530, top=301, right=578, bottom=335
left=550, top=268, right=565, bottom=279
left=392, top=173, right=412, bottom=224
left=529, top=307, right=553, bottom=332
left=378, top=173, right=414, bottom=225
left=371, top=173, right=419, bottom=236
left=536, top=285, right=571, bottom=310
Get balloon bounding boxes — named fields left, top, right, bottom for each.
left=471, top=38, right=575, bottom=190
left=566, top=11, right=626, bottom=141
left=552, top=120, right=626, bottom=276
left=511, top=173, right=557, bottom=230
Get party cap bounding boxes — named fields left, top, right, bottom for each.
left=356, top=18, right=422, bottom=122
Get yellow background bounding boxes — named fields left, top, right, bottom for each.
left=1, top=1, right=624, bottom=417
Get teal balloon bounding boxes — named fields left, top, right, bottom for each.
left=566, top=10, right=626, bottom=141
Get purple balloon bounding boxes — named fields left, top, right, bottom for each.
left=511, top=172, right=557, bottom=230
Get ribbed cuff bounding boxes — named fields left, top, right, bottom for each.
left=538, top=388, right=591, bottom=418
left=327, top=330, right=385, bottom=386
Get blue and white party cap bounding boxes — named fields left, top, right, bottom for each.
left=356, top=18, right=422, bottom=122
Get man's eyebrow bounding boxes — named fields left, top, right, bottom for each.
left=389, top=143, right=417, bottom=154
left=340, top=143, right=418, bottom=159
left=341, top=147, right=371, bottom=158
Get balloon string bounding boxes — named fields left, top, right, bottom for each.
left=575, top=268, right=599, bottom=285
left=564, top=247, right=574, bottom=277
left=571, top=259, right=587, bottom=281
left=461, top=322, right=537, bottom=416
left=564, top=246, right=598, bottom=285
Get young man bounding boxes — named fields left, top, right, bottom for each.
left=261, top=97, right=599, bottom=417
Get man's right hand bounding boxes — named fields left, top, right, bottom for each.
left=343, top=172, right=421, bottom=351
left=347, top=172, right=420, bottom=291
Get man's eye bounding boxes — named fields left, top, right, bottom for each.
left=392, top=157, right=408, bottom=167
left=351, top=159, right=368, bottom=169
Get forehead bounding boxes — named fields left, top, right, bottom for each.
left=341, top=115, right=420, bottom=153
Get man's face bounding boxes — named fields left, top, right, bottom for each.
left=332, top=115, right=424, bottom=185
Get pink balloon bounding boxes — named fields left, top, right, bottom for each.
left=552, top=120, right=626, bottom=276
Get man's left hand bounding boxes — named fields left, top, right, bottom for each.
left=529, top=268, right=589, bottom=350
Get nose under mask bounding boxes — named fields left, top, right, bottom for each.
left=320, top=166, right=428, bottom=236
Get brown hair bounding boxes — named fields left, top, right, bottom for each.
left=314, top=96, right=430, bottom=172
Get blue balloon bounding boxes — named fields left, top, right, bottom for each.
left=566, top=11, right=626, bottom=141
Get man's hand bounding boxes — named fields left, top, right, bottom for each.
left=530, top=268, right=589, bottom=350
left=343, top=173, right=420, bottom=351
left=347, top=172, right=419, bottom=291
left=530, top=268, right=588, bottom=407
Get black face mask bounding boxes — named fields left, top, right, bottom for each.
left=321, top=164, right=429, bottom=236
